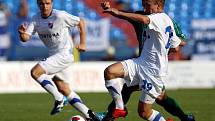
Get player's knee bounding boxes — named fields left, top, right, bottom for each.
left=155, top=93, right=167, bottom=106
left=30, top=68, right=40, bottom=80
left=104, top=67, right=115, bottom=80
left=30, top=65, right=45, bottom=80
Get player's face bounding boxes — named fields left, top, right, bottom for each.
left=142, top=0, right=158, bottom=14
left=37, top=0, right=53, bottom=17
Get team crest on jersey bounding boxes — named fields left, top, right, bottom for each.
left=48, top=22, right=53, bottom=29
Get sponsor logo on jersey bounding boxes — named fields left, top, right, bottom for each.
left=39, top=33, right=60, bottom=38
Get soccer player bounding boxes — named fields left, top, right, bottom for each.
left=18, top=0, right=99, bottom=120
left=101, top=0, right=187, bottom=121
left=101, top=1, right=195, bottom=121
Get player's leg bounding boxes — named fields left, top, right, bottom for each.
left=138, top=92, right=166, bottom=121
left=30, top=64, right=64, bottom=115
left=138, top=101, right=166, bottom=121
left=156, top=91, right=195, bottom=121
left=34, top=51, right=74, bottom=115
left=104, top=62, right=127, bottom=118
left=106, top=84, right=139, bottom=115
left=103, top=59, right=141, bottom=121
left=138, top=71, right=168, bottom=120
left=31, top=64, right=64, bottom=102
left=53, top=76, right=90, bottom=117
left=102, top=84, right=137, bottom=121
left=53, top=75, right=99, bottom=121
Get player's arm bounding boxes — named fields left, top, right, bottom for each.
left=169, top=39, right=186, bottom=53
left=76, top=18, right=86, bottom=52
left=169, top=30, right=185, bottom=53
left=101, top=2, right=150, bottom=24
left=18, top=24, right=30, bottom=42
left=101, top=1, right=139, bottom=21
left=169, top=45, right=180, bottom=53
left=172, top=19, right=187, bottom=47
left=179, top=40, right=186, bottom=46
left=173, top=25, right=186, bottom=52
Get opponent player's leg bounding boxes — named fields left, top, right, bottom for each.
left=104, top=62, right=127, bottom=119
left=53, top=76, right=99, bottom=121
left=31, top=64, right=64, bottom=115
left=156, top=92, right=195, bottom=121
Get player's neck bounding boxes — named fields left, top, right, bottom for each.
left=41, top=9, right=53, bottom=19
left=157, top=9, right=164, bottom=13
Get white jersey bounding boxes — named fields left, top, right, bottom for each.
left=25, top=9, right=80, bottom=55
left=139, top=13, right=181, bottom=76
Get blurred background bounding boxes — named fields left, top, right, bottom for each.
left=1, top=0, right=215, bottom=61
left=0, top=0, right=215, bottom=121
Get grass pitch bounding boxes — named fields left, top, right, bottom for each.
left=0, top=89, right=214, bottom=121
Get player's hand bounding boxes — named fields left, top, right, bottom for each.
left=76, top=44, right=86, bottom=52
left=18, top=23, right=27, bottom=34
left=101, top=1, right=111, bottom=10
left=168, top=47, right=180, bottom=54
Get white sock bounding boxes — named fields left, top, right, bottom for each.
left=105, top=79, right=124, bottom=109
left=148, top=109, right=166, bottom=121
left=67, top=91, right=90, bottom=118
left=37, top=74, right=63, bottom=101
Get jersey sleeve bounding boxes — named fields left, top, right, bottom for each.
left=170, top=23, right=181, bottom=48
left=25, top=16, right=36, bottom=36
left=148, top=13, right=181, bottom=48
left=172, top=19, right=187, bottom=41
left=61, top=11, right=80, bottom=27
left=170, top=33, right=181, bottom=48
left=147, top=14, right=160, bottom=32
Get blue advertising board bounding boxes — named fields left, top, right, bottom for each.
left=191, top=19, right=215, bottom=60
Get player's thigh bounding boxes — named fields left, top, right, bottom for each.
left=39, top=52, right=73, bottom=75
left=55, top=67, right=71, bottom=83
left=31, top=64, right=46, bottom=79
left=104, top=62, right=125, bottom=79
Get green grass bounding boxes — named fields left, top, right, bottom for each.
left=0, top=89, right=215, bottom=121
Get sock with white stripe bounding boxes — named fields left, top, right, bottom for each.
left=105, top=79, right=124, bottom=109
left=67, top=91, right=90, bottom=118
left=148, top=109, right=166, bottom=121
left=37, top=74, right=63, bottom=101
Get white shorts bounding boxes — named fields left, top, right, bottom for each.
left=39, top=50, right=74, bottom=83
left=121, top=58, right=165, bottom=104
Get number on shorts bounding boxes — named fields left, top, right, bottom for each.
left=142, top=80, right=152, bottom=91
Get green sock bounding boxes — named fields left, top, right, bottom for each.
left=162, top=96, right=187, bottom=120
